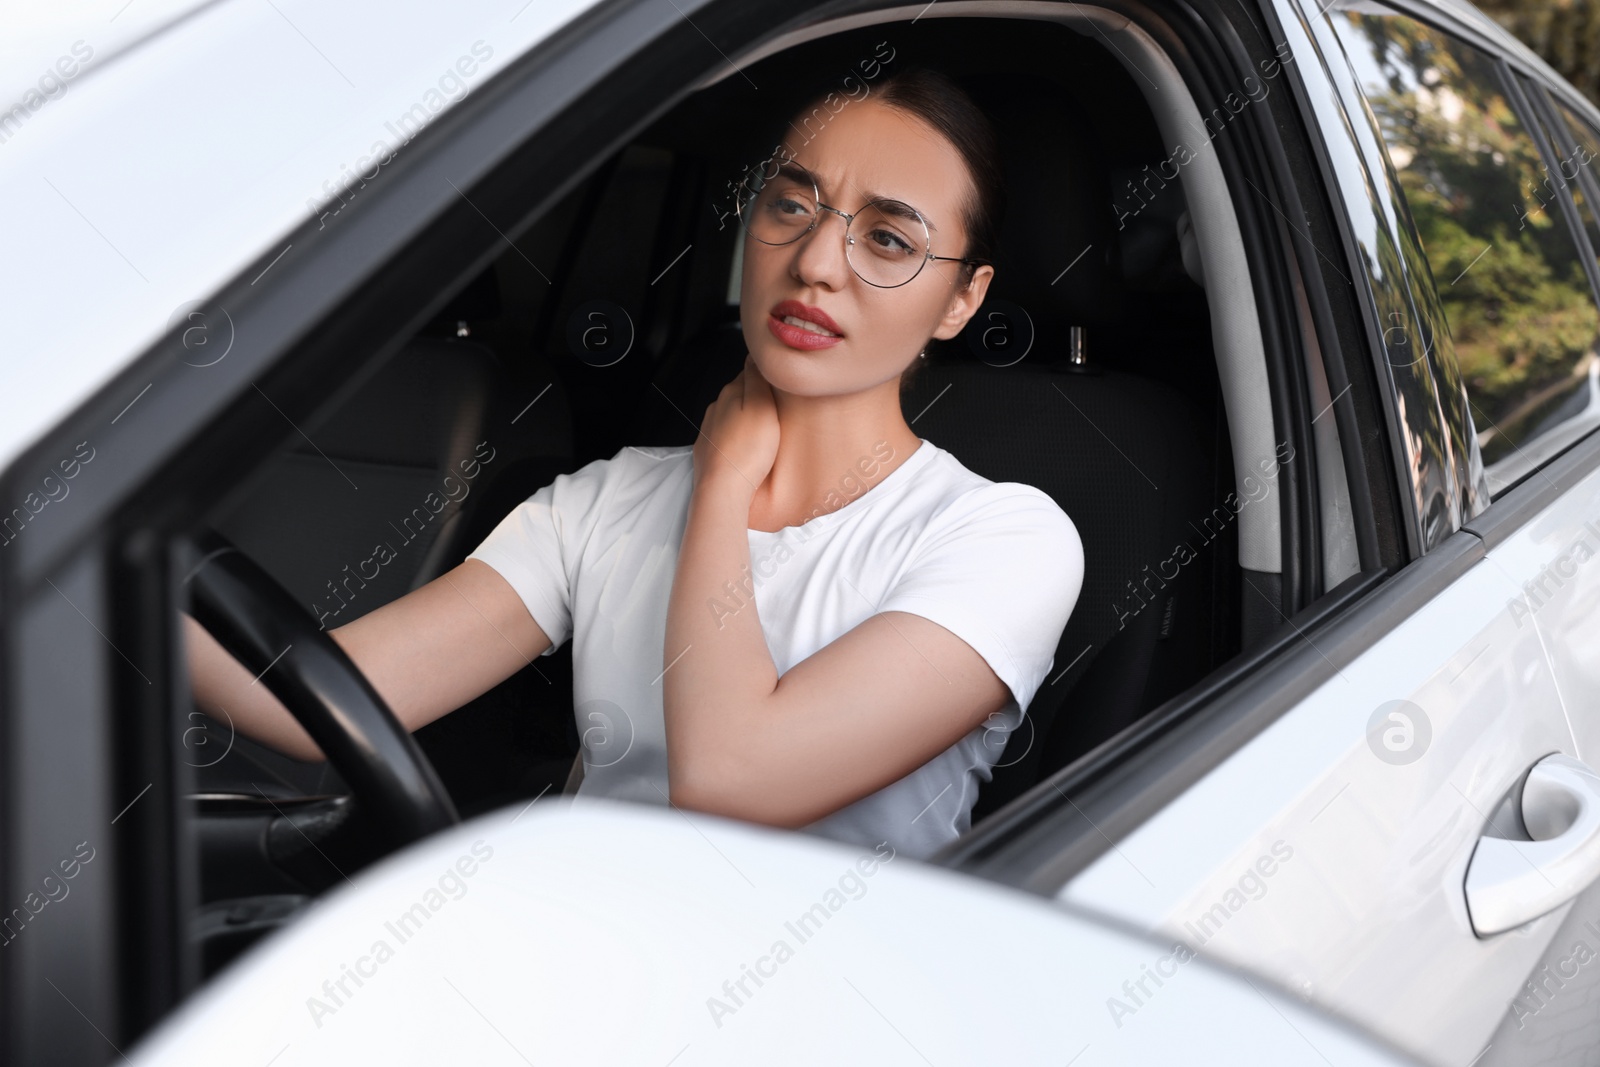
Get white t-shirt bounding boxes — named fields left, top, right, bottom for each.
left=465, top=438, right=1084, bottom=860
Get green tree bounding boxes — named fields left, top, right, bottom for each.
left=1476, top=0, right=1600, bottom=108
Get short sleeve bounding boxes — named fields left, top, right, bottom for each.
left=877, top=484, right=1084, bottom=714
left=465, top=455, right=615, bottom=656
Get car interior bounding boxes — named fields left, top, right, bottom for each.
left=181, top=12, right=1333, bottom=975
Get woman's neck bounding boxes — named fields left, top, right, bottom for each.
left=744, top=383, right=923, bottom=533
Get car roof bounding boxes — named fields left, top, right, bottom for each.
left=0, top=0, right=214, bottom=105
left=0, top=0, right=597, bottom=477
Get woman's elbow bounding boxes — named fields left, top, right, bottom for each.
left=666, top=764, right=734, bottom=817
left=667, top=763, right=815, bottom=829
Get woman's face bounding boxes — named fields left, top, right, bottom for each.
left=738, top=98, right=995, bottom=398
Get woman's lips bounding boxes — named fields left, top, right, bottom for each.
left=767, top=301, right=845, bottom=350
left=767, top=313, right=845, bottom=350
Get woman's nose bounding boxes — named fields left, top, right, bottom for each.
left=791, top=209, right=853, bottom=289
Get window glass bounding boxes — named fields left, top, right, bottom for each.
left=1536, top=98, right=1600, bottom=261
left=1313, top=0, right=1475, bottom=546
left=1327, top=8, right=1600, bottom=495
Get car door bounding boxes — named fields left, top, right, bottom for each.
left=1464, top=76, right=1600, bottom=1063
left=1049, top=2, right=1600, bottom=1064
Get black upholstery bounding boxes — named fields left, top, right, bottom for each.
left=634, top=318, right=746, bottom=444
left=904, top=359, right=1215, bottom=816
left=954, top=74, right=1221, bottom=814
left=204, top=290, right=577, bottom=804
left=212, top=336, right=571, bottom=625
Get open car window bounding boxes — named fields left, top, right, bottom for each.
left=172, top=0, right=1361, bottom=944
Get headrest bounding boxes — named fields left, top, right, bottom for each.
left=960, top=73, right=1125, bottom=355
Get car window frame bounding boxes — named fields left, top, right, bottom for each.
left=936, top=0, right=1414, bottom=879
left=941, top=0, right=1600, bottom=893
left=1304, top=0, right=1507, bottom=552
left=941, top=0, right=1600, bottom=902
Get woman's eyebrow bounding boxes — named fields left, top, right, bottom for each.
left=777, top=160, right=939, bottom=233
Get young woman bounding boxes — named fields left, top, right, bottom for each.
left=185, top=67, right=1084, bottom=860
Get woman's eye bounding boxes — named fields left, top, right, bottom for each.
left=774, top=197, right=811, bottom=217
left=867, top=227, right=915, bottom=254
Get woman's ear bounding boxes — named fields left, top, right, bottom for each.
left=930, top=264, right=995, bottom=341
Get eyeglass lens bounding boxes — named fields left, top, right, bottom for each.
left=736, top=167, right=930, bottom=287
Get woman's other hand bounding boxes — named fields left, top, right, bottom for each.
left=694, top=355, right=779, bottom=498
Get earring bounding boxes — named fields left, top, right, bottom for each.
left=919, top=349, right=927, bottom=359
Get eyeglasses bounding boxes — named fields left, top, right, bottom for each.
left=734, top=159, right=988, bottom=288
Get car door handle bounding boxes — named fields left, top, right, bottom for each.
left=1465, top=753, right=1600, bottom=936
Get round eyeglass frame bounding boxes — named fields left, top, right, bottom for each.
left=734, top=166, right=990, bottom=289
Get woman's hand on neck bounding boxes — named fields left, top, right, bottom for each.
left=692, top=355, right=920, bottom=531
left=691, top=355, right=780, bottom=503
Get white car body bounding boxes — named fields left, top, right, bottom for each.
left=126, top=799, right=1415, bottom=1065
left=5, top=0, right=1600, bottom=1064
left=0, top=0, right=590, bottom=473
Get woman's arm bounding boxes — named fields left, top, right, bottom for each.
left=663, top=361, right=1013, bottom=827
left=184, top=558, right=552, bottom=762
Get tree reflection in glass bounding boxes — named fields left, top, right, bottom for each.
left=1329, top=6, right=1600, bottom=492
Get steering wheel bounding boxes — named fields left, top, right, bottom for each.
left=182, top=527, right=459, bottom=849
